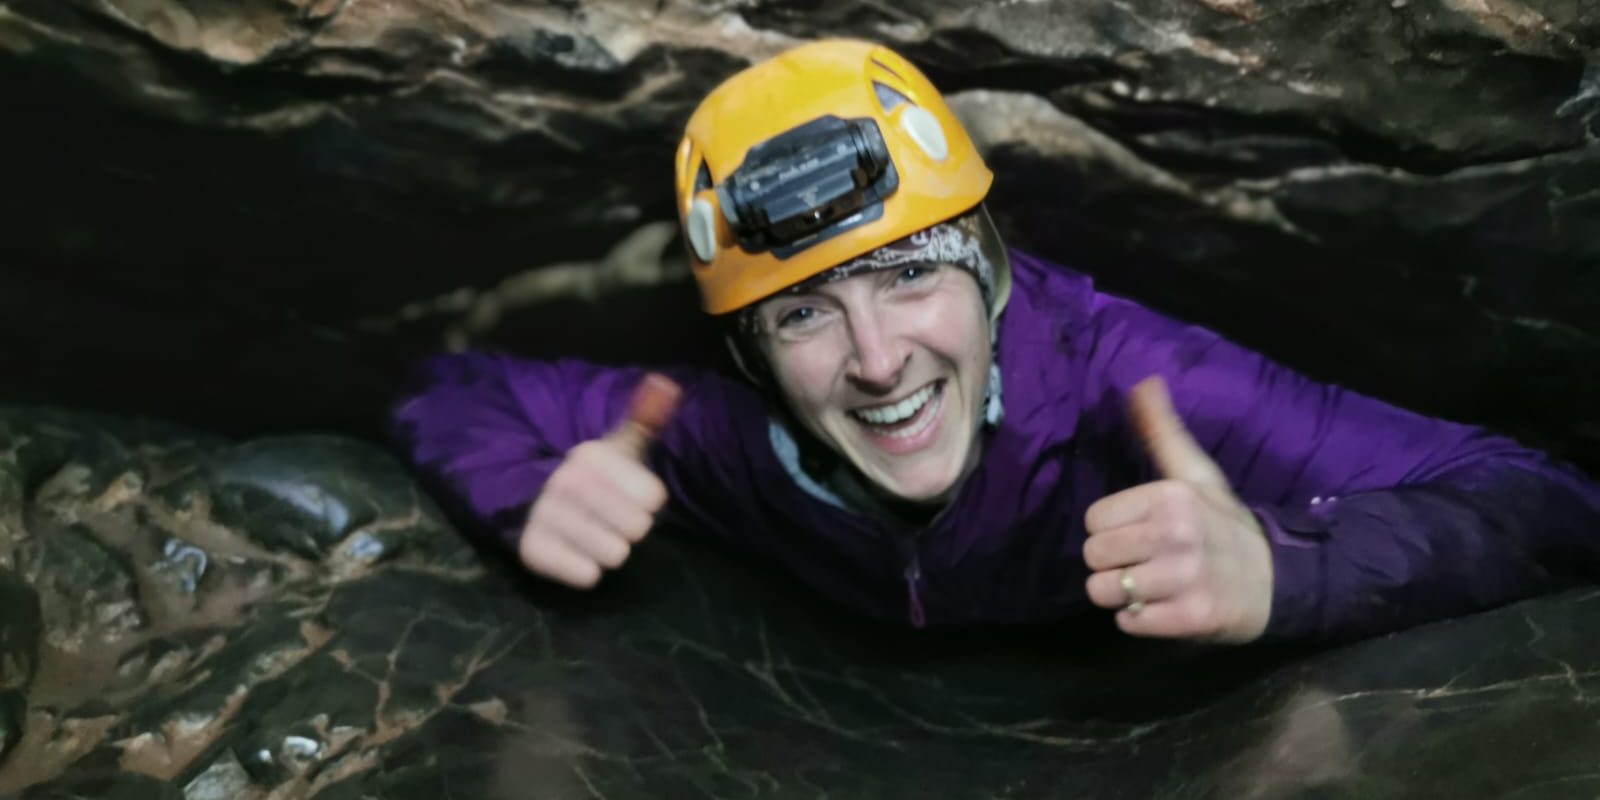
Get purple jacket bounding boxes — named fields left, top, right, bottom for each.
left=392, top=250, right=1600, bottom=641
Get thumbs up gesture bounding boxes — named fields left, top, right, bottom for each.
left=1082, top=376, right=1274, bottom=642
left=518, top=374, right=682, bottom=588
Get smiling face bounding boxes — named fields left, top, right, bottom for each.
left=754, top=263, right=993, bottom=504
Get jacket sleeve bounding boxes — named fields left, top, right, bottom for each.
left=1082, top=293, right=1600, bottom=642
left=388, top=351, right=760, bottom=552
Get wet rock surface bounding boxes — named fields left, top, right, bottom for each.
left=3, top=408, right=1600, bottom=797
left=1, top=1, right=1597, bottom=472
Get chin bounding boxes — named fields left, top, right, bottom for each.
left=864, top=452, right=967, bottom=504
left=885, top=480, right=956, bottom=504
left=821, top=403, right=980, bottom=505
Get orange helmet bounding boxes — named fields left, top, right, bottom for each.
left=675, top=39, right=996, bottom=315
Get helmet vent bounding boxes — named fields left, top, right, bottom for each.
left=694, top=160, right=713, bottom=193
left=899, top=106, right=949, bottom=161
left=873, top=81, right=913, bottom=113
left=687, top=197, right=718, bottom=263
left=869, top=57, right=906, bottom=82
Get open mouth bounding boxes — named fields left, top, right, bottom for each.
left=848, top=380, right=944, bottom=440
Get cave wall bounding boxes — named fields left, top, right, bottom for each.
left=1, top=0, right=1597, bottom=468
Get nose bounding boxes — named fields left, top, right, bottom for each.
left=844, top=306, right=909, bottom=392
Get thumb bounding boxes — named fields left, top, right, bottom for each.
left=1129, top=375, right=1228, bottom=489
left=606, top=373, right=683, bottom=460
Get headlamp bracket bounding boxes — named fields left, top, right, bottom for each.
left=716, top=115, right=898, bottom=258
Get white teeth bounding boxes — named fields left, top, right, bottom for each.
left=883, top=390, right=941, bottom=439
left=854, top=384, right=937, bottom=425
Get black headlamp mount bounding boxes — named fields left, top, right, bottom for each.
left=715, top=115, right=898, bottom=258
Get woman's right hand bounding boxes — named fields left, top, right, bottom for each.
left=518, top=374, right=682, bottom=588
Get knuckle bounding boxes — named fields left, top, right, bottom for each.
left=520, top=523, right=553, bottom=557
left=1082, top=539, right=1107, bottom=570
left=549, top=460, right=595, bottom=499
left=521, top=510, right=559, bottom=543
left=1085, top=573, right=1117, bottom=608
left=519, top=539, right=560, bottom=574
left=572, top=443, right=622, bottom=476
left=598, top=539, right=632, bottom=569
left=541, top=469, right=574, bottom=499
left=640, top=475, right=669, bottom=512
left=570, top=440, right=605, bottom=460
left=557, top=450, right=591, bottom=479
left=622, top=511, right=656, bottom=543
left=1084, top=500, right=1109, bottom=532
left=1115, top=609, right=1146, bottom=636
left=613, top=466, right=667, bottom=511
left=1167, top=517, right=1197, bottom=547
left=571, top=562, right=603, bottom=589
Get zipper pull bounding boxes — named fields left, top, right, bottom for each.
left=903, top=558, right=927, bottom=629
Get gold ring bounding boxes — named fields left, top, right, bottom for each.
left=1120, top=567, right=1145, bottom=615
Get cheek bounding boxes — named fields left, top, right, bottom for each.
left=918, top=299, right=991, bottom=371
left=766, top=343, right=843, bottom=413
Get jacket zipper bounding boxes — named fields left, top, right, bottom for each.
left=893, top=533, right=927, bottom=629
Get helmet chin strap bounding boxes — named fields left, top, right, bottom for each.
left=725, top=334, right=761, bottom=384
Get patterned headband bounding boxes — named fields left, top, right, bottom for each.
left=736, top=209, right=996, bottom=337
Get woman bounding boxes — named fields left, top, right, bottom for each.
left=392, top=39, right=1600, bottom=643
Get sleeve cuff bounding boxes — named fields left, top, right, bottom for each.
left=1251, top=505, right=1330, bottom=642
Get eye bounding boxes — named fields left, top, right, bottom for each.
left=895, top=264, right=938, bottom=285
left=777, top=306, right=817, bottom=328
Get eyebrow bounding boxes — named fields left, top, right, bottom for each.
left=766, top=290, right=818, bottom=308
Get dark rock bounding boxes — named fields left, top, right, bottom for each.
left=2, top=1, right=1600, bottom=791
left=0, top=570, right=39, bottom=688
left=0, top=689, right=22, bottom=771
left=0, top=407, right=478, bottom=793
left=3, top=405, right=1600, bottom=796
left=182, top=749, right=253, bottom=800
left=0, top=0, right=1596, bottom=475
left=196, top=436, right=457, bottom=564
left=0, top=569, right=41, bottom=766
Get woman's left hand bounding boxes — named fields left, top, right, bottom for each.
left=1082, top=376, right=1274, bottom=643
